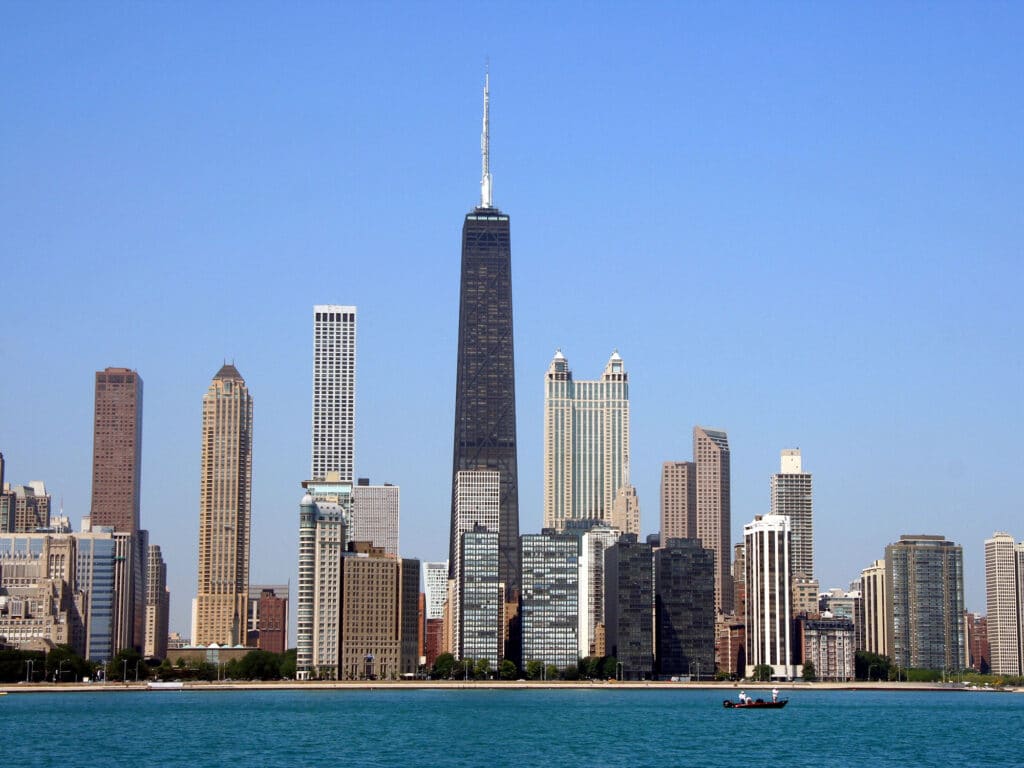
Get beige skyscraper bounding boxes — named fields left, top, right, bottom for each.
left=544, top=350, right=631, bottom=532
left=860, top=559, right=888, bottom=656
left=660, top=461, right=696, bottom=542
left=984, top=532, right=1024, bottom=675
left=194, top=363, right=253, bottom=646
left=694, top=426, right=732, bottom=614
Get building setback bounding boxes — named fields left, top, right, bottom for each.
left=521, top=530, right=579, bottom=670
left=604, top=534, right=653, bottom=680
left=885, top=534, right=964, bottom=671
left=194, top=364, right=253, bottom=647
left=450, top=73, right=520, bottom=597
left=144, top=543, right=169, bottom=659
left=655, top=539, right=715, bottom=679
left=544, top=350, right=634, bottom=534
left=90, top=367, right=143, bottom=534
left=694, top=427, right=732, bottom=615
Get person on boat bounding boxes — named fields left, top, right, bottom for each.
left=771, top=687, right=779, bottom=703
left=738, top=691, right=748, bottom=704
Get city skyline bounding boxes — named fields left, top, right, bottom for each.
left=3, top=5, right=1022, bottom=637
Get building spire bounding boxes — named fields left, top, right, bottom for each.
left=480, top=66, right=492, bottom=208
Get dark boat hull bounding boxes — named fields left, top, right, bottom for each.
left=723, top=699, right=788, bottom=709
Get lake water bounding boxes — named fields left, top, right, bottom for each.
left=5, top=688, right=1022, bottom=767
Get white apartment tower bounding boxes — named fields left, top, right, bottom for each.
left=860, top=559, right=888, bottom=656
left=451, top=469, right=500, bottom=659
left=770, top=449, right=813, bottom=578
left=351, top=480, right=400, bottom=555
left=311, top=305, right=356, bottom=483
left=985, top=532, right=1024, bottom=675
left=544, top=350, right=631, bottom=532
left=423, top=561, right=450, bottom=621
left=744, top=513, right=797, bottom=680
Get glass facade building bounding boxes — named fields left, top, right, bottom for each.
left=521, top=531, right=579, bottom=670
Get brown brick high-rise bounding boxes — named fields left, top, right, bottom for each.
left=90, top=367, right=143, bottom=533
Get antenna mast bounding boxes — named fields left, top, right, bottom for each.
left=480, top=68, right=492, bottom=208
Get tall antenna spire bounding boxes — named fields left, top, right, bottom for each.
left=480, top=65, right=492, bottom=208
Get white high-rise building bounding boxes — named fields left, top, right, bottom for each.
left=544, top=350, right=630, bottom=532
left=770, top=449, right=813, bottom=578
left=311, top=305, right=356, bottom=483
left=423, top=561, right=449, bottom=621
left=451, top=469, right=500, bottom=659
left=351, top=480, right=399, bottom=555
left=860, top=559, right=888, bottom=656
left=744, top=513, right=797, bottom=680
left=577, top=524, right=620, bottom=657
left=985, top=532, right=1024, bottom=675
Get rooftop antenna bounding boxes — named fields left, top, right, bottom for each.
left=480, top=63, right=492, bottom=208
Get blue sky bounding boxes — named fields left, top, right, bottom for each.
left=2, top=3, right=1021, bottom=637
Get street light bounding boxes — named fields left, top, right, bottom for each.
left=25, top=659, right=35, bottom=683
left=122, top=660, right=128, bottom=684
left=56, top=659, right=70, bottom=683
left=136, top=660, right=141, bottom=683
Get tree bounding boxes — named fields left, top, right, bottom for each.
left=45, top=644, right=92, bottom=683
left=855, top=651, right=891, bottom=681
left=802, top=660, right=817, bottom=682
left=578, top=657, right=601, bottom=679
left=562, top=665, right=579, bottom=681
left=525, top=660, right=543, bottom=680
left=499, top=660, right=518, bottom=680
left=545, top=664, right=558, bottom=681
left=432, top=653, right=455, bottom=679
left=752, top=664, right=773, bottom=682
left=473, top=658, right=491, bottom=680
left=106, top=648, right=146, bottom=682
left=601, top=656, right=619, bottom=680
left=280, top=648, right=297, bottom=679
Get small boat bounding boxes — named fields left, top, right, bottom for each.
left=723, top=698, right=787, bottom=709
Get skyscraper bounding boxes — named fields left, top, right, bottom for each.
left=984, top=532, right=1024, bottom=675
left=450, top=73, right=520, bottom=596
left=544, top=350, right=631, bottom=533
left=311, top=305, right=356, bottom=483
left=655, top=538, right=715, bottom=679
left=860, top=559, right=888, bottom=656
left=770, top=449, right=813, bottom=578
left=351, top=479, right=400, bottom=556
left=296, top=490, right=347, bottom=679
left=90, top=367, right=143, bottom=533
left=521, top=530, right=580, bottom=670
left=604, top=534, right=654, bottom=680
left=660, top=461, right=696, bottom=542
left=194, top=364, right=253, bottom=647
left=884, top=534, right=964, bottom=671
left=744, top=513, right=796, bottom=679
left=144, top=543, right=169, bottom=659
left=694, top=426, right=732, bottom=614
left=451, top=469, right=500, bottom=657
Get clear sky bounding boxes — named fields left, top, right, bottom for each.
left=2, top=3, right=1021, bottom=638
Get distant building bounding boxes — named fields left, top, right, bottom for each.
left=543, top=350, right=631, bottom=533
left=860, top=559, right=888, bottom=656
left=694, top=427, right=732, bottom=614
left=660, top=461, right=696, bottom=542
left=885, top=534, right=964, bottom=671
left=611, top=484, right=641, bottom=537
left=194, top=364, right=253, bottom=647
left=572, top=521, right=619, bottom=658
left=90, top=367, right=143, bottom=533
left=460, top=527, right=501, bottom=668
left=744, top=514, right=796, bottom=679
left=770, top=449, right=813, bottom=578
left=800, top=616, right=855, bottom=681
left=248, top=585, right=288, bottom=655
left=451, top=470, right=500, bottom=659
left=963, top=612, right=989, bottom=673
left=716, top=617, right=746, bottom=678
left=792, top=573, right=819, bottom=618
left=604, top=534, right=653, bottom=680
left=1, top=481, right=51, bottom=533
left=351, top=480, right=400, bottom=556
left=311, top=305, right=356, bottom=484
left=422, top=561, right=448, bottom=667
left=296, top=487, right=348, bottom=679
left=520, top=530, right=579, bottom=670
left=819, top=588, right=863, bottom=651
left=144, top=544, right=169, bottom=659
left=339, top=542, right=401, bottom=680
left=401, top=558, right=421, bottom=676
left=984, top=532, right=1024, bottom=675
left=655, top=539, right=715, bottom=679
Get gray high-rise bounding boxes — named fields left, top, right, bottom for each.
left=770, top=449, right=813, bottom=578
left=450, top=73, right=520, bottom=595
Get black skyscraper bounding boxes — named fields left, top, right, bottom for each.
left=450, top=73, right=521, bottom=596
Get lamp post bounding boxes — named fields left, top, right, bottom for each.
left=25, top=659, right=34, bottom=683
left=136, top=660, right=141, bottom=683
left=868, top=663, right=879, bottom=682
left=56, top=659, right=69, bottom=683
left=616, top=661, right=623, bottom=681
left=122, top=659, right=128, bottom=684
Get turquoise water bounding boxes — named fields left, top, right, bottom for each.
left=4, top=688, right=1022, bottom=767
